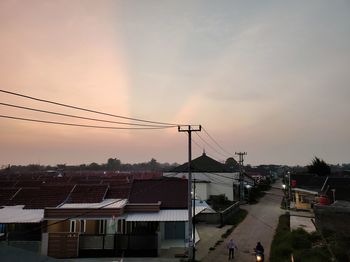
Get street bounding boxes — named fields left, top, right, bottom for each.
left=202, top=181, right=284, bottom=262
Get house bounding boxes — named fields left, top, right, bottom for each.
left=289, top=174, right=326, bottom=210
left=0, top=184, right=75, bottom=252
left=0, top=172, right=191, bottom=259
left=164, top=153, right=253, bottom=202
left=42, top=177, right=190, bottom=258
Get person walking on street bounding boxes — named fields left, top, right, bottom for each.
left=227, top=238, right=238, bottom=260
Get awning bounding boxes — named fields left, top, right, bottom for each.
left=59, top=199, right=127, bottom=209
left=293, top=188, right=318, bottom=194
left=126, top=209, right=188, bottom=222
left=125, top=207, right=214, bottom=222
left=0, top=206, right=44, bottom=223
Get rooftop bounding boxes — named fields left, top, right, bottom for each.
left=171, top=153, right=232, bottom=173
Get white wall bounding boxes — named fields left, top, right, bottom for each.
left=195, top=182, right=208, bottom=201
left=164, top=172, right=239, bottom=201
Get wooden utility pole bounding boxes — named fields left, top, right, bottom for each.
left=178, top=125, right=201, bottom=261
left=235, top=152, right=247, bottom=202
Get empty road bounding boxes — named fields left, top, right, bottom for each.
left=202, top=181, right=284, bottom=262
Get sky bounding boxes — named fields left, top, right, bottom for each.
left=1, top=0, right=350, bottom=167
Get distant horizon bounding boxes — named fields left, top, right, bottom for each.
left=2, top=153, right=347, bottom=169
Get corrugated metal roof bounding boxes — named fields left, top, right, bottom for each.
left=125, top=207, right=215, bottom=222
left=126, top=209, right=188, bottom=222
left=0, top=205, right=44, bottom=223
left=59, top=198, right=127, bottom=209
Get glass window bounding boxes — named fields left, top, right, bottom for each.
left=70, top=220, right=76, bottom=233
left=99, top=220, right=106, bottom=234
left=80, top=220, right=86, bottom=233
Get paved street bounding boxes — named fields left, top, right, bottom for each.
left=202, top=181, right=284, bottom=262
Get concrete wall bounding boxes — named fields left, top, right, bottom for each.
left=46, top=220, right=68, bottom=233
left=196, top=202, right=240, bottom=225
left=46, top=220, right=101, bottom=234
left=41, top=233, right=48, bottom=256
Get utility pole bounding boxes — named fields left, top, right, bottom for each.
left=235, top=152, right=247, bottom=202
left=178, top=125, right=201, bottom=262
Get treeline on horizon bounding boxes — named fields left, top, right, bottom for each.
left=1, top=157, right=350, bottom=174
left=1, top=158, right=179, bottom=173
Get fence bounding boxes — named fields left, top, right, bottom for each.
left=79, top=233, right=158, bottom=257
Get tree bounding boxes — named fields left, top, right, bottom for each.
left=307, top=157, right=331, bottom=176
left=88, top=162, right=100, bottom=170
left=148, top=158, right=159, bottom=171
left=106, top=158, right=121, bottom=171
left=225, top=157, right=239, bottom=171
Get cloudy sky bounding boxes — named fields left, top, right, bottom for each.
left=1, top=0, right=349, bottom=166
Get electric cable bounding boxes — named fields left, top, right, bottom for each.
left=202, top=127, right=234, bottom=157
left=0, top=89, right=179, bottom=126
left=195, top=132, right=229, bottom=159
left=0, top=115, right=175, bottom=130
left=0, top=102, right=173, bottom=128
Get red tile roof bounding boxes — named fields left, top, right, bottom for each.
left=129, top=178, right=188, bottom=209
left=66, top=184, right=109, bottom=203
left=0, top=188, right=19, bottom=206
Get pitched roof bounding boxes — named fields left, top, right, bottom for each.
left=66, top=184, right=109, bottom=203
left=6, top=185, right=75, bottom=209
left=129, top=178, right=187, bottom=209
left=0, top=188, right=19, bottom=206
left=25, top=185, right=74, bottom=209
left=171, top=153, right=231, bottom=173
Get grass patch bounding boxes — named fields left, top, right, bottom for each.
left=222, top=209, right=248, bottom=238
left=227, top=208, right=248, bottom=225
left=270, top=213, right=332, bottom=262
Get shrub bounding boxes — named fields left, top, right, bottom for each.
left=270, top=214, right=332, bottom=262
left=290, top=228, right=312, bottom=249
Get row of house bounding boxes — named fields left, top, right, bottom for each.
left=0, top=174, right=194, bottom=258
left=0, top=153, right=251, bottom=259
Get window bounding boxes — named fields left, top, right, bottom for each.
left=99, top=220, right=106, bottom=234
left=117, top=219, right=124, bottom=234
left=80, top=220, right=86, bottom=233
left=70, top=220, right=77, bottom=233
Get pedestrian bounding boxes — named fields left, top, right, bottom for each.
left=227, top=238, right=238, bottom=260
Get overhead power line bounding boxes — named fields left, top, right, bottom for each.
left=202, top=127, right=234, bottom=157
left=0, top=102, right=172, bottom=128
left=0, top=89, right=179, bottom=127
left=195, top=132, right=229, bottom=159
left=190, top=135, right=225, bottom=163
left=0, top=115, right=175, bottom=130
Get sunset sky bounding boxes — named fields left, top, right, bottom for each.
left=1, top=1, right=350, bottom=167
